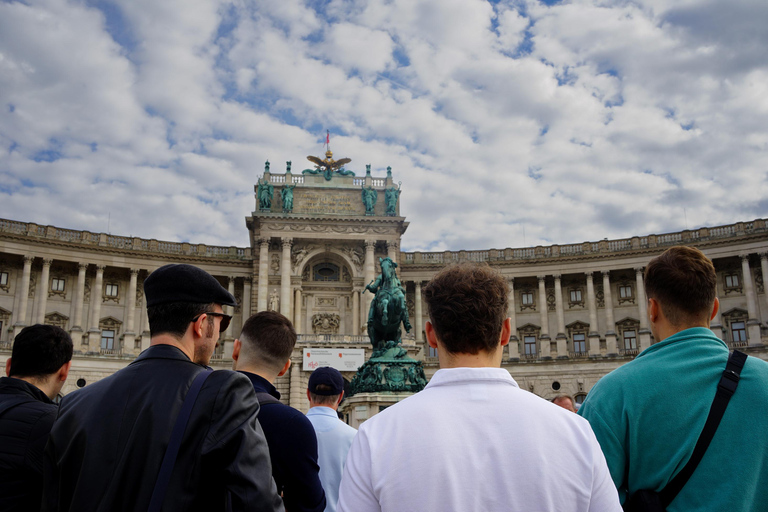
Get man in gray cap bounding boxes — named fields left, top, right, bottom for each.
left=306, top=367, right=357, bottom=512
left=43, top=264, right=284, bottom=512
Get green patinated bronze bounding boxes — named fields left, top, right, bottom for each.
left=257, top=179, right=274, bottom=211
left=349, top=257, right=428, bottom=396
left=303, top=150, right=355, bottom=181
left=281, top=183, right=296, bottom=212
left=361, top=186, right=377, bottom=215
left=385, top=186, right=400, bottom=216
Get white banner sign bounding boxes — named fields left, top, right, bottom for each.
left=303, top=348, right=365, bottom=372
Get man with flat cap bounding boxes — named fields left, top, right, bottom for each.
left=306, top=367, right=357, bottom=512
left=43, top=264, right=284, bottom=512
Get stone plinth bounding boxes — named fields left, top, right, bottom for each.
left=339, top=391, right=414, bottom=429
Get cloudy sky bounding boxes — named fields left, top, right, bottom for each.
left=1, top=0, right=766, bottom=251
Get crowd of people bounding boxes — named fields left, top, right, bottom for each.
left=0, top=246, right=766, bottom=511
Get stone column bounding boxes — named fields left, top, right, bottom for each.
left=537, top=275, right=551, bottom=358
left=761, top=254, right=768, bottom=328
left=123, top=268, right=139, bottom=355
left=257, top=239, right=269, bottom=311
left=508, top=278, right=519, bottom=360
left=602, top=271, right=618, bottom=356
left=35, top=258, right=52, bottom=324
left=242, top=277, right=252, bottom=329
left=280, top=238, right=293, bottom=318
left=226, top=276, right=236, bottom=336
left=87, top=265, right=105, bottom=347
left=294, top=288, right=302, bottom=334
left=586, top=272, right=601, bottom=357
left=636, top=267, right=652, bottom=351
left=352, top=290, right=360, bottom=335
left=386, top=240, right=398, bottom=266
left=72, top=263, right=87, bottom=331
left=553, top=274, right=567, bottom=358
left=13, top=255, right=33, bottom=337
left=414, top=281, right=423, bottom=342
left=741, top=254, right=762, bottom=345
left=289, top=359, right=302, bottom=408
left=363, top=240, right=376, bottom=328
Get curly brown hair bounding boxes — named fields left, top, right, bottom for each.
left=423, top=262, right=509, bottom=355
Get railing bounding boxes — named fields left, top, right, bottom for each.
left=297, top=334, right=369, bottom=343
left=206, top=246, right=231, bottom=257
left=521, top=352, right=538, bottom=360
left=619, top=348, right=639, bottom=357
left=727, top=340, right=748, bottom=349
left=0, top=340, right=11, bottom=350
left=353, top=178, right=364, bottom=186
left=401, top=218, right=767, bottom=265
left=568, top=350, right=590, bottom=359
left=269, top=175, right=286, bottom=183
left=100, top=348, right=122, bottom=356
left=371, top=178, right=385, bottom=187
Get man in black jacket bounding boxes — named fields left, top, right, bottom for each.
left=43, top=264, right=284, bottom=512
left=0, top=324, right=72, bottom=512
left=232, top=311, right=326, bottom=512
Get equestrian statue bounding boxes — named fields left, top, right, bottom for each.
left=364, top=257, right=411, bottom=357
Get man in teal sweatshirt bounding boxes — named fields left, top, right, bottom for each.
left=579, top=246, right=768, bottom=511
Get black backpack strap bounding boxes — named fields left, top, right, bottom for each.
left=254, top=392, right=280, bottom=406
left=659, top=350, right=748, bottom=507
left=148, top=368, right=213, bottom=512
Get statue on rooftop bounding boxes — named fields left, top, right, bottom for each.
left=304, top=150, right=355, bottom=181
left=257, top=179, right=274, bottom=210
left=362, top=186, right=377, bottom=215
left=281, top=183, right=296, bottom=212
left=385, top=185, right=400, bottom=216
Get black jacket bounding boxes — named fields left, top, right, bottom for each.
left=43, top=345, right=284, bottom=512
left=0, top=377, right=57, bottom=512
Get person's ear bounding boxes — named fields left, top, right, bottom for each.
left=648, top=298, right=660, bottom=323
left=306, top=389, right=312, bottom=402
left=232, top=339, right=241, bottom=362
left=499, top=317, right=511, bottom=347
left=710, top=297, right=720, bottom=321
left=192, top=313, right=208, bottom=337
left=425, top=321, right=439, bottom=349
left=277, top=359, right=291, bottom=377
left=337, top=390, right=345, bottom=406
left=5, top=357, right=11, bottom=377
left=58, top=361, right=72, bottom=382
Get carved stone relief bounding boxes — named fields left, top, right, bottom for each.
left=28, top=275, right=36, bottom=299
left=547, top=291, right=556, bottom=311
left=341, top=246, right=364, bottom=272
left=291, top=244, right=315, bottom=273
left=270, top=254, right=280, bottom=274
left=596, top=284, right=605, bottom=308
left=316, top=297, right=336, bottom=307
left=342, top=267, right=351, bottom=282
left=269, top=290, right=280, bottom=311
left=84, top=278, right=91, bottom=303
left=312, top=313, right=340, bottom=335
left=45, top=312, right=69, bottom=330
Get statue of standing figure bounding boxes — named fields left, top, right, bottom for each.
left=258, top=179, right=274, bottom=210
left=362, top=186, right=378, bottom=215
left=281, top=184, right=296, bottom=212
left=385, top=186, right=400, bottom=216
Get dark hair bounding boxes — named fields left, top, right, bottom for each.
left=644, top=246, right=717, bottom=326
left=423, top=262, right=509, bottom=355
left=10, top=324, right=73, bottom=378
left=310, top=384, right=341, bottom=406
left=239, top=311, right=296, bottom=370
left=147, top=302, right=216, bottom=338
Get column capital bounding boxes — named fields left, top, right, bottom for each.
left=585, top=271, right=593, bottom=278
left=23, top=255, right=34, bottom=265
left=553, top=274, right=561, bottom=281
left=740, top=253, right=751, bottom=262
left=386, top=240, right=398, bottom=249
left=42, top=258, right=53, bottom=267
left=258, top=238, right=270, bottom=247
left=78, top=262, right=89, bottom=271
left=537, top=275, right=546, bottom=282
left=601, top=270, right=611, bottom=278
left=760, top=253, right=768, bottom=261
left=281, top=237, right=293, bottom=247
left=634, top=267, right=644, bottom=274
left=414, top=281, right=422, bottom=289
left=95, top=265, right=106, bottom=272
left=364, top=240, right=377, bottom=250
left=129, top=268, right=140, bottom=276
left=228, top=275, right=236, bottom=284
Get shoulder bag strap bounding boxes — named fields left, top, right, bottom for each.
left=660, top=350, right=748, bottom=507
left=148, top=367, right=214, bottom=512
left=254, top=391, right=281, bottom=406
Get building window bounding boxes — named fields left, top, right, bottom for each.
left=623, top=330, right=637, bottom=350
left=105, top=284, right=119, bottom=297
left=574, top=393, right=587, bottom=405
left=521, top=292, right=534, bottom=305
left=427, top=345, right=438, bottom=358
left=524, top=335, right=537, bottom=356
left=569, top=289, right=582, bottom=303
left=573, top=333, right=586, bottom=354
left=51, top=278, right=66, bottom=292
left=313, top=263, right=340, bottom=282
left=0, top=272, right=7, bottom=286
left=101, top=330, right=115, bottom=350
left=619, top=285, right=632, bottom=299
left=725, top=274, right=739, bottom=288
left=731, top=322, right=747, bottom=343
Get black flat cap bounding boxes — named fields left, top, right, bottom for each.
left=144, top=264, right=237, bottom=307
left=308, top=367, right=345, bottom=395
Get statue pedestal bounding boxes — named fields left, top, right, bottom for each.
left=340, top=392, right=414, bottom=429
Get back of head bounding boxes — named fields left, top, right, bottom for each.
left=644, top=246, right=717, bottom=327
left=308, top=366, right=345, bottom=406
left=144, top=263, right=236, bottom=338
left=238, top=311, right=297, bottom=372
left=423, top=262, right=509, bottom=354
left=10, top=324, right=73, bottom=378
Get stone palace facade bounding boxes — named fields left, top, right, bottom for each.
left=1, top=161, right=766, bottom=418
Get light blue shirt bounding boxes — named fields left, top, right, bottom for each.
left=306, top=406, right=357, bottom=512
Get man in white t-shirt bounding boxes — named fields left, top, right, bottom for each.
left=338, top=263, right=621, bottom=512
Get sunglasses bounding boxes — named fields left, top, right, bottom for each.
left=192, top=312, right=232, bottom=332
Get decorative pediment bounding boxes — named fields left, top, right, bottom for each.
left=45, top=312, right=69, bottom=329
left=721, top=307, right=748, bottom=319
left=615, top=317, right=639, bottom=329
left=566, top=321, right=590, bottom=331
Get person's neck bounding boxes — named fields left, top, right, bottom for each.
left=151, top=335, right=194, bottom=360
left=309, top=403, right=338, bottom=410
left=438, top=348, right=503, bottom=369
left=236, top=365, right=278, bottom=384
left=14, top=375, right=58, bottom=401
left=653, top=321, right=710, bottom=343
